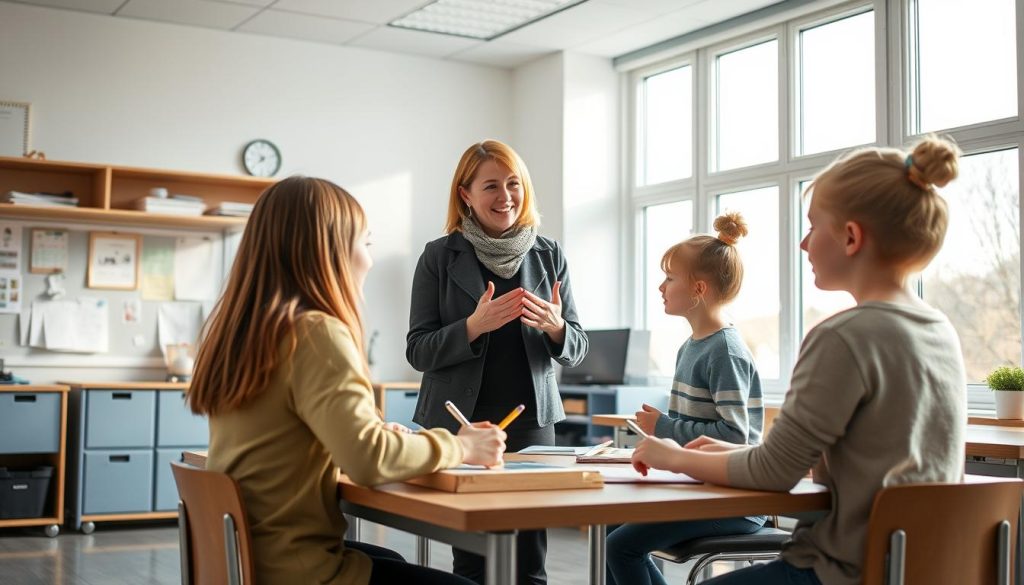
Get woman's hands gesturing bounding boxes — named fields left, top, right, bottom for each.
left=466, top=281, right=525, bottom=342
left=521, top=281, right=566, bottom=345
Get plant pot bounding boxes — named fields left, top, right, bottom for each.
left=994, top=391, right=1024, bottom=419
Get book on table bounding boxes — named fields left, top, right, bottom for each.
left=575, top=447, right=634, bottom=464
left=406, top=461, right=604, bottom=493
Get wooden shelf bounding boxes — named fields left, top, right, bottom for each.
left=0, top=156, right=273, bottom=230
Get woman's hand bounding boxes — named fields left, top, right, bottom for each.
left=466, top=281, right=525, bottom=342
left=521, top=281, right=566, bottom=344
left=683, top=435, right=746, bottom=453
left=457, top=421, right=507, bottom=467
left=382, top=422, right=413, bottom=434
left=634, top=403, right=662, bottom=436
left=631, top=436, right=685, bottom=474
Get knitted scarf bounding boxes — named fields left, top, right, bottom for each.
left=461, top=217, right=537, bottom=279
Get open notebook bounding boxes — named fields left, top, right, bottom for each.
left=575, top=446, right=634, bottom=464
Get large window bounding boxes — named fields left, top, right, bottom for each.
left=628, top=0, right=1023, bottom=408
left=639, top=66, right=693, bottom=185
left=642, top=200, right=694, bottom=375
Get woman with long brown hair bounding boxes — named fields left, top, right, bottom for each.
left=188, top=176, right=505, bottom=585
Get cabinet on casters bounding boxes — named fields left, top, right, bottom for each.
left=62, top=382, right=208, bottom=533
left=0, top=385, right=70, bottom=537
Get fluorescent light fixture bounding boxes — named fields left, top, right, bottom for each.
left=389, top=0, right=588, bottom=40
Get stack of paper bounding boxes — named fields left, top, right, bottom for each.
left=134, top=196, right=205, bottom=216
left=3, top=190, right=79, bottom=207
left=205, top=201, right=254, bottom=217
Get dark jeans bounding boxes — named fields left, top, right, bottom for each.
left=452, top=423, right=555, bottom=585
left=606, top=516, right=765, bottom=585
left=347, top=541, right=476, bottom=585
left=701, top=559, right=822, bottom=585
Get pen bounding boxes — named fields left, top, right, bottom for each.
left=625, top=418, right=650, bottom=439
left=497, top=404, right=525, bottom=430
left=581, top=439, right=613, bottom=458
left=444, top=400, right=472, bottom=428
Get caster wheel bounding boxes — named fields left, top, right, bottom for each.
left=44, top=524, right=59, bottom=538
left=81, top=522, right=95, bottom=535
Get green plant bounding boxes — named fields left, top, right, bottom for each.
left=986, top=366, right=1024, bottom=391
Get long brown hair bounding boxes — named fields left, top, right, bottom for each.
left=444, top=139, right=540, bottom=234
left=188, top=176, right=368, bottom=415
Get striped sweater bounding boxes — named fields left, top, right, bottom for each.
left=654, top=326, right=764, bottom=446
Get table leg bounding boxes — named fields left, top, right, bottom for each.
left=589, top=524, right=606, bottom=585
left=613, top=427, right=627, bottom=449
left=345, top=515, right=360, bottom=541
left=485, top=532, right=517, bottom=585
left=416, top=536, right=430, bottom=566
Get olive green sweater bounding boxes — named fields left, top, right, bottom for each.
left=727, top=302, right=966, bottom=585
left=207, top=312, right=464, bottom=585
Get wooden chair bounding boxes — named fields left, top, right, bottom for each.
left=171, top=460, right=255, bottom=585
left=862, top=479, right=1023, bottom=585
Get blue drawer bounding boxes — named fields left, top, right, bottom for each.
left=156, top=391, right=207, bottom=447
left=83, top=450, right=153, bottom=514
left=0, top=393, right=60, bottom=454
left=154, top=448, right=185, bottom=511
left=384, top=389, right=419, bottom=430
left=85, top=390, right=155, bottom=449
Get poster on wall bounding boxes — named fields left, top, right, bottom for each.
left=87, top=232, right=140, bottom=290
left=0, top=222, right=23, bottom=314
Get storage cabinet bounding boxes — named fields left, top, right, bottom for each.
left=372, top=382, right=419, bottom=429
left=0, top=385, right=70, bottom=537
left=555, top=385, right=668, bottom=445
left=0, top=156, right=273, bottom=230
left=64, top=382, right=207, bottom=533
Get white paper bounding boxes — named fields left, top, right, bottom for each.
left=158, top=302, right=202, bottom=357
left=30, top=228, right=68, bottom=273
left=30, top=298, right=109, bottom=353
left=174, top=236, right=220, bottom=301
left=18, top=312, right=29, bottom=346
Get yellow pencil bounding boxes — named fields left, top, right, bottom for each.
left=497, top=404, right=526, bottom=430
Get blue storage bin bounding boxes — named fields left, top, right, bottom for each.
left=83, top=450, right=153, bottom=514
left=0, top=393, right=60, bottom=454
left=154, top=449, right=183, bottom=511
left=86, top=390, right=155, bottom=449
left=156, top=391, right=207, bottom=447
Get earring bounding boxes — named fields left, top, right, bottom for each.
left=466, top=206, right=473, bottom=218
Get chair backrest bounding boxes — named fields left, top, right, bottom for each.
left=861, top=479, right=1022, bottom=585
left=763, top=406, right=780, bottom=438
left=171, top=460, right=255, bottom=585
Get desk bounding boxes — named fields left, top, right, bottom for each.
left=966, top=424, right=1024, bottom=477
left=184, top=450, right=829, bottom=585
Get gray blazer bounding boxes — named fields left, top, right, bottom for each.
left=406, top=231, right=589, bottom=431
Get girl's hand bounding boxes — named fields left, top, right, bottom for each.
left=521, top=281, right=566, bottom=344
left=382, top=422, right=413, bottom=434
left=457, top=421, right=507, bottom=467
left=466, top=282, right=525, bottom=342
left=683, top=435, right=746, bottom=453
left=632, top=436, right=685, bottom=473
left=634, top=403, right=662, bottom=436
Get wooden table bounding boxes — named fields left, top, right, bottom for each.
left=966, top=424, right=1024, bottom=476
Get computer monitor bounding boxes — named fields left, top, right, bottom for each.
left=560, top=329, right=630, bottom=385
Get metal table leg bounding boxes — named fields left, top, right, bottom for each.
left=416, top=536, right=430, bottom=566
left=485, top=532, right=517, bottom=585
left=589, top=524, right=606, bottom=585
left=345, top=515, right=360, bottom=541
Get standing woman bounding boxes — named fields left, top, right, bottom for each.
left=188, top=177, right=505, bottom=585
left=407, top=140, right=589, bottom=584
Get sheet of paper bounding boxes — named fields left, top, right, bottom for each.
left=174, top=236, right=220, bottom=301
left=141, top=243, right=174, bottom=301
left=29, top=302, right=45, bottom=347
left=36, top=298, right=109, bottom=353
left=18, top=312, right=29, bottom=346
left=30, top=228, right=68, bottom=273
left=158, top=302, right=202, bottom=357
left=76, top=297, right=109, bottom=353
left=590, top=465, right=701, bottom=484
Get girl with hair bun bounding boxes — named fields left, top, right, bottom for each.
left=606, top=211, right=766, bottom=585
left=632, top=136, right=966, bottom=585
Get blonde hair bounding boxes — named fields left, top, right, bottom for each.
left=188, top=176, right=368, bottom=415
left=809, top=134, right=960, bottom=270
left=444, top=139, right=540, bottom=234
left=661, top=211, right=749, bottom=303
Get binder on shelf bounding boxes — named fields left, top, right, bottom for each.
left=406, top=461, right=604, bottom=493
left=133, top=196, right=205, bottom=216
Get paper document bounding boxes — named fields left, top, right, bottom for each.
left=174, top=236, right=221, bottom=301
left=28, top=298, right=109, bottom=353
left=518, top=445, right=590, bottom=456
left=157, top=302, right=203, bottom=357
left=590, top=465, right=702, bottom=484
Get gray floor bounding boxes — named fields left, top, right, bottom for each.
left=0, top=521, right=724, bottom=585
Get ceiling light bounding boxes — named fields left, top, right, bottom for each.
left=389, top=0, right=587, bottom=41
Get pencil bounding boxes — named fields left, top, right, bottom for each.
left=581, top=440, right=614, bottom=458
left=625, top=418, right=650, bottom=439
left=497, top=404, right=525, bottom=430
left=444, top=400, right=472, bottom=428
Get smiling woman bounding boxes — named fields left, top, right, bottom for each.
left=407, top=139, right=590, bottom=584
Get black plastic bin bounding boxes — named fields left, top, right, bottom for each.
left=0, top=466, right=53, bottom=519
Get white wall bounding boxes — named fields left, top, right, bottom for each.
left=0, top=2, right=513, bottom=382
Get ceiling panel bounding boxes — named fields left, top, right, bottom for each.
left=576, top=9, right=710, bottom=57
left=499, top=0, right=653, bottom=50
left=594, top=0, right=707, bottom=17
left=348, top=25, right=479, bottom=59
left=8, top=0, right=124, bottom=13
left=117, top=0, right=259, bottom=30
left=270, top=0, right=429, bottom=25
left=448, top=40, right=555, bottom=69
left=239, top=9, right=372, bottom=45
left=685, top=0, right=782, bottom=24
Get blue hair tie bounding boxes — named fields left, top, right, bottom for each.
left=904, top=154, right=914, bottom=168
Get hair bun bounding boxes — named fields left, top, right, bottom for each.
left=713, top=211, right=748, bottom=245
left=910, top=135, right=961, bottom=188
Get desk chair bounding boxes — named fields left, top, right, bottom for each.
left=171, top=460, right=255, bottom=585
left=651, top=516, right=790, bottom=585
left=862, top=480, right=1022, bottom=585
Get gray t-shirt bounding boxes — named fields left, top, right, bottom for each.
left=727, top=302, right=966, bottom=585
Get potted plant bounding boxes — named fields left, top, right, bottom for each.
left=987, top=366, right=1024, bottom=419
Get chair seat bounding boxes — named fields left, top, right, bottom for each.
left=652, top=527, right=791, bottom=563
